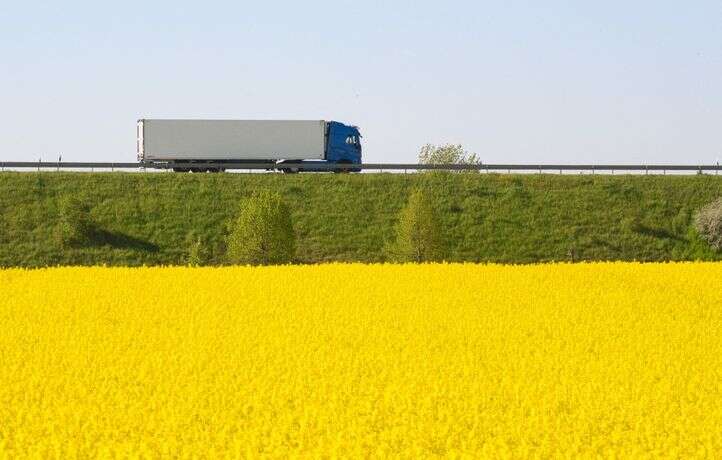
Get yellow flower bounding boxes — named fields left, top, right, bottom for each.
left=0, top=262, right=721, bottom=457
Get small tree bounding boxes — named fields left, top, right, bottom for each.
left=57, top=196, right=93, bottom=246
left=387, top=189, right=443, bottom=262
left=694, top=198, right=722, bottom=250
left=186, top=236, right=208, bottom=266
left=226, top=190, right=295, bottom=265
left=418, top=144, right=480, bottom=172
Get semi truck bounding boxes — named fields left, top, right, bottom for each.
left=137, top=119, right=362, bottom=172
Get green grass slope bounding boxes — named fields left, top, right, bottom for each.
left=1, top=172, right=721, bottom=267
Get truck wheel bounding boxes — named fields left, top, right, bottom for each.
left=173, top=167, right=190, bottom=173
left=334, top=162, right=351, bottom=174
left=281, top=167, right=299, bottom=174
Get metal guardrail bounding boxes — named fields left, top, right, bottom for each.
left=0, top=161, right=721, bottom=174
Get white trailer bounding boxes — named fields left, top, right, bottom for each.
left=137, top=119, right=363, bottom=173
left=138, top=119, right=328, bottom=162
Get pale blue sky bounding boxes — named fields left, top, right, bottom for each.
left=1, top=1, right=721, bottom=164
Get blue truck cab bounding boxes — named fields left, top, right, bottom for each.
left=325, top=121, right=362, bottom=165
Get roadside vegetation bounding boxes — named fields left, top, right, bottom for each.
left=185, top=235, right=208, bottom=267
left=694, top=198, right=722, bottom=251
left=418, top=144, right=481, bottom=171
left=56, top=195, right=94, bottom=246
left=226, top=190, right=295, bottom=265
left=2, top=172, right=722, bottom=267
left=386, top=188, right=444, bottom=262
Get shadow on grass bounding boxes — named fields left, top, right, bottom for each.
left=87, top=229, right=159, bottom=252
left=634, top=224, right=686, bottom=242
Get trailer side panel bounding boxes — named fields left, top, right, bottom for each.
left=140, top=120, right=327, bottom=161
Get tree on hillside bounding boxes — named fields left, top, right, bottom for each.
left=226, top=190, right=295, bottom=265
left=695, top=197, right=722, bottom=251
left=418, top=144, right=480, bottom=172
left=386, top=188, right=444, bottom=263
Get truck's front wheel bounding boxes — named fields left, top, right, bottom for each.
left=334, top=161, right=353, bottom=174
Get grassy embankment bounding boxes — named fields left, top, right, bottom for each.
left=1, top=172, right=721, bottom=267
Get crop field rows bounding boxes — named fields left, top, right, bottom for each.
left=1, top=263, right=721, bottom=457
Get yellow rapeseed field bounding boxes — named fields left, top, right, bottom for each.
left=1, top=263, right=721, bottom=457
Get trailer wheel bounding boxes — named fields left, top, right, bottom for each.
left=173, top=167, right=190, bottom=173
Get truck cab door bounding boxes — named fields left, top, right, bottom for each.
left=326, top=122, right=362, bottom=163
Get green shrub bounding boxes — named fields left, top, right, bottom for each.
left=622, top=215, right=643, bottom=234
left=671, top=207, right=691, bottom=236
left=226, top=190, right=295, bottom=265
left=186, top=236, right=208, bottom=266
left=694, top=198, right=722, bottom=250
left=418, top=144, right=480, bottom=173
left=0, top=209, right=5, bottom=245
left=57, top=196, right=93, bottom=246
left=386, top=188, right=444, bottom=262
